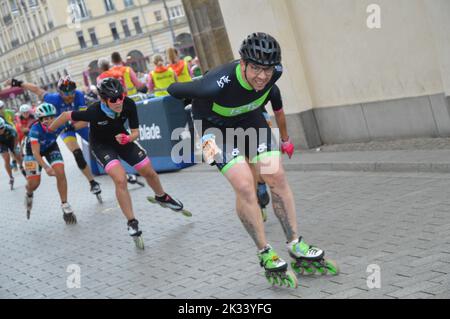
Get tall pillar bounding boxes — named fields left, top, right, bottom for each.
left=181, top=0, right=234, bottom=72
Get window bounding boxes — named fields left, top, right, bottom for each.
left=69, top=0, right=89, bottom=19
left=88, top=28, right=98, bottom=46
left=154, top=10, right=162, bottom=22
left=9, top=0, right=18, bottom=13
left=169, top=5, right=184, bottom=19
left=121, top=19, right=131, bottom=38
left=33, top=15, right=41, bottom=34
left=104, top=0, right=115, bottom=12
left=123, top=0, right=134, bottom=8
left=28, top=0, right=38, bottom=7
left=110, top=22, right=120, bottom=40
left=76, top=31, right=87, bottom=49
left=133, top=16, right=142, bottom=34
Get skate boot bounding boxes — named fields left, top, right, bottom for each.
left=127, top=174, right=144, bottom=187
left=288, top=237, right=339, bottom=275
left=257, top=182, right=270, bottom=222
left=25, top=192, right=33, bottom=220
left=90, top=180, right=102, bottom=203
left=61, top=203, right=77, bottom=225
left=147, top=193, right=192, bottom=217
left=127, top=219, right=144, bottom=249
left=258, top=245, right=298, bottom=288
left=9, top=176, right=14, bottom=190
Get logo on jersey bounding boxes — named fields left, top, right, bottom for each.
left=217, top=76, right=231, bottom=89
left=139, top=124, right=162, bottom=141
left=258, top=143, right=268, bottom=153
left=97, top=121, right=109, bottom=126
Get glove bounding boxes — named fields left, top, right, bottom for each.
left=116, top=133, right=131, bottom=145
left=62, top=122, right=75, bottom=133
left=11, top=78, right=23, bottom=87
left=281, top=137, right=294, bottom=159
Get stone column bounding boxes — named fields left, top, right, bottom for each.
left=181, top=0, right=234, bottom=72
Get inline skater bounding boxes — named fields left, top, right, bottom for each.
left=168, top=32, right=338, bottom=287
left=8, top=76, right=102, bottom=202
left=23, top=102, right=77, bottom=224
left=50, top=78, right=187, bottom=249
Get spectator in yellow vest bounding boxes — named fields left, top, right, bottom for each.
left=147, top=54, right=177, bottom=97
left=166, top=48, right=193, bottom=83
left=110, top=52, right=146, bottom=96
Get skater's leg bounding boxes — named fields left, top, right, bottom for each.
left=26, top=176, right=40, bottom=194
left=1, top=152, right=13, bottom=179
left=53, top=164, right=68, bottom=203
left=107, top=162, right=135, bottom=221
left=63, top=137, right=96, bottom=183
left=223, top=161, right=267, bottom=250
left=257, top=156, right=298, bottom=243
left=134, top=158, right=164, bottom=196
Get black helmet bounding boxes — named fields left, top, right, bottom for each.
left=239, top=32, right=281, bottom=66
left=97, top=78, right=124, bottom=100
left=57, top=75, right=76, bottom=93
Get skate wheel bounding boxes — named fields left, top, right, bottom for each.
left=96, top=194, right=103, bottom=204
left=325, top=259, right=340, bottom=275
left=181, top=209, right=192, bottom=217
left=147, top=196, right=157, bottom=204
left=285, top=270, right=299, bottom=288
left=291, top=261, right=304, bottom=275
left=133, top=236, right=145, bottom=250
left=261, top=208, right=267, bottom=222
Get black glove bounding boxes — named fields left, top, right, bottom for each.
left=62, top=122, right=75, bottom=133
left=11, top=78, right=23, bottom=87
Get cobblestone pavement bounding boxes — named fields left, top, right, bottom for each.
left=0, top=141, right=449, bottom=299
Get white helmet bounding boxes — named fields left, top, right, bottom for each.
left=20, top=104, right=32, bottom=114
left=0, top=100, right=5, bottom=109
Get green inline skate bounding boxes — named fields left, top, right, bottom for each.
left=288, top=237, right=339, bottom=276
left=258, top=245, right=298, bottom=288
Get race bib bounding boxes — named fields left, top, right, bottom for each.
left=25, top=161, right=38, bottom=171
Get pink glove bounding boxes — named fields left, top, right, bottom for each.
left=281, top=137, right=294, bottom=159
left=116, top=133, right=131, bottom=145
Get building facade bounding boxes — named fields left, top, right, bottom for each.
left=0, top=0, right=193, bottom=101
left=218, top=0, right=450, bottom=147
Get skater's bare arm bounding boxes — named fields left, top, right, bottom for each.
left=73, top=121, right=88, bottom=130
left=6, top=79, right=47, bottom=99
left=49, top=112, right=74, bottom=132
left=30, top=142, right=53, bottom=175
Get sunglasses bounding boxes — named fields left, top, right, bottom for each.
left=108, top=94, right=125, bottom=103
left=61, top=91, right=75, bottom=97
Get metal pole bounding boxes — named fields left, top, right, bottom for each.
left=163, top=0, right=177, bottom=46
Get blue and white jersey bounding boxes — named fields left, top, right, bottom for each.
left=43, top=90, right=87, bottom=116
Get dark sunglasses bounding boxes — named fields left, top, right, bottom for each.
left=61, top=91, right=75, bottom=97
left=109, top=94, right=125, bottom=103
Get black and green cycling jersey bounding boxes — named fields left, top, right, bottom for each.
left=168, top=60, right=283, bottom=173
left=168, top=60, right=283, bottom=125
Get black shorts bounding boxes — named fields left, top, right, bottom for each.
left=90, top=141, right=149, bottom=173
left=0, top=138, right=15, bottom=154
left=23, top=143, right=64, bottom=178
left=195, top=111, right=280, bottom=173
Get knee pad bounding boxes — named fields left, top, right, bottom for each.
left=73, top=149, right=87, bottom=170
